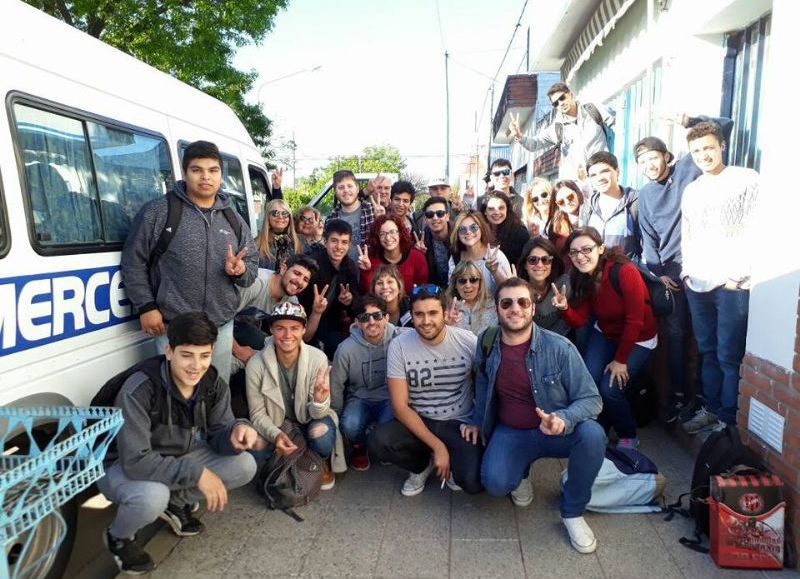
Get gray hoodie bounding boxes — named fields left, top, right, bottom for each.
left=121, top=181, right=258, bottom=326
left=330, top=322, right=408, bottom=411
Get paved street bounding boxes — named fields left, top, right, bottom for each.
left=96, top=424, right=798, bottom=578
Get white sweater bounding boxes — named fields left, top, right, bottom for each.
left=680, top=166, right=759, bottom=292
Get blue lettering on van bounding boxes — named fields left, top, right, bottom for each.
left=0, top=266, right=133, bottom=356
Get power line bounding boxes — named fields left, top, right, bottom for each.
left=434, top=0, right=446, bottom=52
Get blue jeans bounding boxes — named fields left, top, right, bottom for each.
left=251, top=416, right=337, bottom=461
left=583, top=328, right=654, bottom=439
left=481, top=420, right=606, bottom=517
left=685, top=287, right=749, bottom=425
left=664, top=288, right=691, bottom=398
left=340, top=398, right=393, bottom=443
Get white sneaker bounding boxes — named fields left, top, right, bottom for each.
left=562, top=516, right=597, bottom=554
left=401, top=461, right=434, bottom=496
left=446, top=474, right=462, bottom=491
left=510, top=477, right=533, bottom=507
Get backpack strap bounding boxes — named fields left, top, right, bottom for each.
left=479, top=326, right=499, bottom=374
left=583, top=103, right=606, bottom=128
left=609, top=262, right=623, bottom=297
left=221, top=206, right=243, bottom=245
left=150, top=191, right=183, bottom=268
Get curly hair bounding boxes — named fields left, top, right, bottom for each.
left=366, top=214, right=413, bottom=258
left=255, top=199, right=302, bottom=264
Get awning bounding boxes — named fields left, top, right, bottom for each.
left=561, top=0, right=638, bottom=82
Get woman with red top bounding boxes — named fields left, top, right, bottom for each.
left=552, top=227, right=657, bottom=449
left=357, top=215, right=429, bottom=294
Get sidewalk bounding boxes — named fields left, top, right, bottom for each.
left=103, top=423, right=797, bottom=579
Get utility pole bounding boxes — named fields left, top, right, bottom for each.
left=291, top=131, right=297, bottom=187
left=526, top=27, right=530, bottom=72
left=487, top=84, right=495, bottom=168
left=445, top=50, right=451, bottom=180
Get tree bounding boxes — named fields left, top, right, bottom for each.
left=26, top=0, right=288, bottom=151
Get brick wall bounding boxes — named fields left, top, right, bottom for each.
left=737, top=290, right=800, bottom=557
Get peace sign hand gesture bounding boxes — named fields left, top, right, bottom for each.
left=371, top=193, right=386, bottom=216
left=509, top=112, right=523, bottom=140
left=413, top=230, right=427, bottom=253
left=536, top=407, right=566, bottom=436
left=271, top=166, right=284, bottom=190
left=445, top=297, right=463, bottom=326
left=550, top=283, right=569, bottom=311
left=338, top=283, right=353, bottom=306
left=313, top=366, right=331, bottom=403
left=312, top=283, right=329, bottom=314
left=356, top=244, right=371, bottom=271
left=225, top=244, right=248, bottom=276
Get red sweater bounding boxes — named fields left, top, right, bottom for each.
left=562, top=260, right=657, bottom=364
left=358, top=248, right=429, bottom=294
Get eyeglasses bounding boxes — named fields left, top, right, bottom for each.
left=356, top=311, right=386, bottom=323
left=269, top=210, right=290, bottom=219
left=456, top=276, right=480, bottom=285
left=458, top=223, right=480, bottom=236
left=491, top=168, right=511, bottom=177
left=411, top=284, right=442, bottom=297
left=567, top=245, right=597, bottom=258
left=299, top=215, right=316, bottom=224
left=556, top=193, right=577, bottom=207
left=425, top=209, right=448, bottom=219
left=378, top=229, right=399, bottom=239
left=531, top=192, right=549, bottom=203
left=526, top=255, right=554, bottom=266
left=498, top=297, right=532, bottom=310
left=551, top=93, right=568, bottom=107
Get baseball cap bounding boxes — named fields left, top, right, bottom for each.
left=267, top=298, right=307, bottom=326
left=427, top=177, right=449, bottom=188
left=633, top=137, right=669, bottom=160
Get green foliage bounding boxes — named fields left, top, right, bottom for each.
left=26, top=0, right=287, bottom=151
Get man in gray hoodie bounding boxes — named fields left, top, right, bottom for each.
left=331, top=295, right=408, bottom=471
left=121, top=140, right=258, bottom=380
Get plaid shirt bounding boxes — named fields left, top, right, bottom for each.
left=326, top=201, right=377, bottom=243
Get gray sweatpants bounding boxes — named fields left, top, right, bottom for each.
left=97, top=441, right=256, bottom=540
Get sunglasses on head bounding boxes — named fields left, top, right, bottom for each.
left=269, top=209, right=290, bottom=218
left=456, top=276, right=480, bottom=285
left=425, top=209, right=448, bottom=219
left=411, top=283, right=442, bottom=297
left=551, top=93, right=568, bottom=107
left=531, top=192, right=549, bottom=203
left=356, top=311, right=386, bottom=323
left=498, top=297, right=532, bottom=310
left=491, top=168, right=511, bottom=177
left=526, top=255, right=554, bottom=266
left=458, top=223, right=480, bottom=236
left=556, top=193, right=577, bottom=207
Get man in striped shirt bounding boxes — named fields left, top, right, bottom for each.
left=368, top=285, right=483, bottom=496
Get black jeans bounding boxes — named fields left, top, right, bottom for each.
left=368, top=418, right=484, bottom=494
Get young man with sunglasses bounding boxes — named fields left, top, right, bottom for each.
left=476, top=159, right=524, bottom=218
left=414, top=196, right=453, bottom=288
left=331, top=296, right=411, bottom=470
left=471, top=277, right=604, bottom=553
left=368, top=285, right=483, bottom=496
left=509, top=82, right=614, bottom=181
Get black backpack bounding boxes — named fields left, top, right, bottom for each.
left=255, top=421, right=323, bottom=521
left=609, top=262, right=675, bottom=317
left=149, top=190, right=243, bottom=268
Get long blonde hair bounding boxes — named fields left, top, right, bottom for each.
left=523, top=177, right=552, bottom=224
left=255, top=199, right=302, bottom=262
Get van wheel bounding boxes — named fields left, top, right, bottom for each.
left=5, top=499, right=77, bottom=579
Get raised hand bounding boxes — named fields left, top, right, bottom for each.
left=372, top=193, right=386, bottom=216
left=313, top=366, right=331, bottom=403
left=550, top=283, right=568, bottom=310
left=274, top=432, right=298, bottom=456
left=356, top=244, right=372, bottom=271
left=445, top=297, right=463, bottom=326
left=338, top=283, right=353, bottom=306
left=271, top=166, right=284, bottom=190
left=535, top=407, right=566, bottom=436
left=312, top=283, right=329, bottom=314
left=225, top=244, right=247, bottom=276
left=413, top=230, right=427, bottom=253
left=605, top=360, right=629, bottom=389
left=509, top=112, right=523, bottom=139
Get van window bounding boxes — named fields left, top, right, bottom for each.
left=12, top=103, right=173, bottom=249
left=249, top=165, right=269, bottom=232
left=0, top=182, right=8, bottom=259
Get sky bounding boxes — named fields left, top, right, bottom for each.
left=234, top=0, right=539, bottom=185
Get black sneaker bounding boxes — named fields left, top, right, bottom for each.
left=159, top=503, right=204, bottom=536
left=104, top=529, right=155, bottom=575
left=662, top=399, right=686, bottom=424
left=677, top=396, right=704, bottom=424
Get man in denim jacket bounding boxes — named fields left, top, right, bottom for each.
left=467, top=277, right=605, bottom=553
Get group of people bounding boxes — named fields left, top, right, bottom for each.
left=99, top=78, right=758, bottom=574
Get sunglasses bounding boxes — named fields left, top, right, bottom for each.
left=491, top=168, right=511, bottom=177
left=299, top=215, right=316, bottom=224
left=458, top=223, right=480, bottom=236
left=411, top=284, right=442, bottom=297
left=456, top=276, right=480, bottom=285
left=532, top=192, right=549, bottom=203
left=269, top=210, right=290, bottom=218
left=568, top=245, right=597, bottom=258
left=498, top=297, right=532, bottom=310
left=526, top=255, right=554, bottom=266
left=556, top=193, right=577, bottom=207
left=356, top=311, right=386, bottom=323
left=425, top=209, right=448, bottom=219
left=551, top=93, right=568, bottom=107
